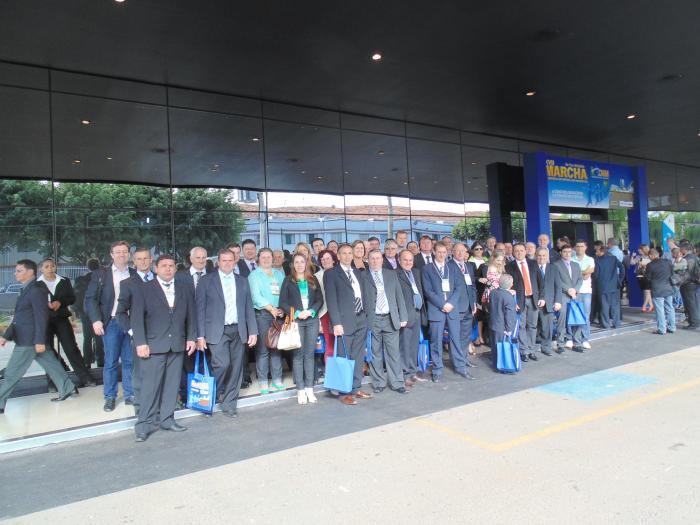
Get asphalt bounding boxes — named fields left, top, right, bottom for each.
left=0, top=326, right=697, bottom=520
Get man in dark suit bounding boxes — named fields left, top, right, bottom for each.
left=84, top=240, right=138, bottom=412
left=506, top=243, right=541, bottom=362
left=534, top=247, right=562, bottom=356
left=365, top=249, right=408, bottom=394
left=646, top=248, right=677, bottom=335
left=130, top=254, right=196, bottom=442
left=396, top=249, right=427, bottom=386
left=592, top=243, right=624, bottom=328
left=488, top=274, right=517, bottom=368
left=323, top=243, right=372, bottom=405
left=115, top=247, right=155, bottom=416
left=72, top=258, right=103, bottom=367
left=450, top=243, right=478, bottom=371
left=196, top=249, right=257, bottom=418
left=237, top=239, right=258, bottom=277
left=553, top=245, right=584, bottom=352
left=175, top=246, right=209, bottom=402
left=382, top=239, right=399, bottom=270
left=422, top=241, right=466, bottom=382
left=538, top=233, right=560, bottom=264
left=38, top=258, right=96, bottom=387
left=0, top=260, right=77, bottom=414
left=413, top=235, right=435, bottom=270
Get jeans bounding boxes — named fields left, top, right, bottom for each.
left=102, top=318, right=133, bottom=399
left=652, top=296, right=676, bottom=334
left=254, top=310, right=283, bottom=388
left=293, top=317, right=319, bottom=389
left=672, top=286, right=683, bottom=309
left=578, top=293, right=592, bottom=341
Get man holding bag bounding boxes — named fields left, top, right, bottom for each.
left=553, top=245, right=585, bottom=352
left=130, top=255, right=196, bottom=442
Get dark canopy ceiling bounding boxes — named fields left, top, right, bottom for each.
left=1, top=0, right=699, bottom=167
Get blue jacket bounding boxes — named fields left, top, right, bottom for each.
left=593, top=255, right=624, bottom=294
left=448, top=260, right=477, bottom=314
left=421, top=261, right=463, bottom=321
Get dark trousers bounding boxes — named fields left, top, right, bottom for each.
left=340, top=314, right=367, bottom=393
left=79, top=312, right=103, bottom=367
left=134, top=350, right=184, bottom=435
left=538, top=309, right=554, bottom=352
left=47, top=316, right=92, bottom=384
left=429, top=314, right=464, bottom=377
left=458, top=309, right=474, bottom=358
left=399, top=320, right=420, bottom=379
left=518, top=297, right=538, bottom=354
left=209, top=324, right=245, bottom=413
left=599, top=291, right=621, bottom=328
left=680, top=283, right=699, bottom=327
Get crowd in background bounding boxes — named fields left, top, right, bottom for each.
left=1, top=230, right=699, bottom=443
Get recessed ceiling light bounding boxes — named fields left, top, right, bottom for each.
left=471, top=162, right=478, bottom=165
left=371, top=52, right=382, bottom=61
left=691, top=186, right=696, bottom=189
left=72, top=159, right=81, bottom=164
left=403, top=181, right=408, bottom=185
left=81, top=119, right=91, bottom=125
left=317, top=176, right=324, bottom=180
left=106, top=156, right=112, bottom=160
left=466, top=181, right=472, bottom=184
left=626, top=114, right=637, bottom=120
left=372, top=176, right=378, bottom=180
left=377, top=150, right=385, bottom=155
left=114, top=0, right=126, bottom=3
left=251, top=137, right=260, bottom=142
left=525, top=91, right=536, bottom=97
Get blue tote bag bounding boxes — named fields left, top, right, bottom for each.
left=496, top=317, right=521, bottom=374
left=315, top=335, right=326, bottom=354
left=417, top=331, right=430, bottom=372
left=323, top=336, right=355, bottom=394
left=566, top=300, right=588, bottom=326
left=186, top=351, right=217, bottom=414
left=365, top=330, right=374, bottom=363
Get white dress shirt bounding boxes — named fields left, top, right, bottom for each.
left=219, top=270, right=238, bottom=325
left=111, top=265, right=131, bottom=317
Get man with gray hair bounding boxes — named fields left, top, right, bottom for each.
left=488, top=273, right=517, bottom=368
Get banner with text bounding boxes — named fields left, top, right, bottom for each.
left=543, top=155, right=635, bottom=209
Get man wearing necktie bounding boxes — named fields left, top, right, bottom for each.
left=396, top=250, right=428, bottom=385
left=323, top=244, right=372, bottom=405
left=506, top=243, right=541, bottom=362
left=534, top=247, right=562, bottom=356
left=553, top=245, right=584, bottom=352
left=115, top=246, right=154, bottom=415
left=130, top=254, right=196, bottom=442
left=365, top=250, right=408, bottom=394
left=413, top=235, right=435, bottom=269
left=421, top=242, right=465, bottom=382
left=196, top=249, right=257, bottom=418
left=449, top=243, right=479, bottom=374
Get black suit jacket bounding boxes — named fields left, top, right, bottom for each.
left=84, top=266, right=138, bottom=325
left=645, top=258, right=674, bottom=298
left=279, top=276, right=324, bottom=316
left=413, top=252, right=433, bottom=270
left=382, top=255, right=398, bottom=270
left=535, top=262, right=562, bottom=313
left=488, top=287, right=517, bottom=335
left=449, top=260, right=477, bottom=313
left=195, top=271, right=257, bottom=345
left=3, top=280, right=49, bottom=346
left=592, top=255, right=624, bottom=294
left=237, top=259, right=252, bottom=278
left=130, top=279, right=196, bottom=353
left=506, top=258, right=541, bottom=311
left=116, top=275, right=150, bottom=333
left=396, top=267, right=426, bottom=328
left=40, top=277, right=76, bottom=319
left=323, top=264, right=369, bottom=334
left=363, top=268, right=408, bottom=331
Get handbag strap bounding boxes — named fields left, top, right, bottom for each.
left=195, top=350, right=210, bottom=377
left=334, top=335, right=348, bottom=358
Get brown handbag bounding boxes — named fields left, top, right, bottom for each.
left=265, top=315, right=283, bottom=349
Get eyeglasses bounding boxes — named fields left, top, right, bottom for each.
left=473, top=247, right=483, bottom=251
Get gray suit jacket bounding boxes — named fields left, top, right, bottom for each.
left=195, top=271, right=257, bottom=345
left=535, top=262, right=562, bottom=313
left=130, top=279, right=196, bottom=353
left=553, top=259, right=583, bottom=303
left=364, top=268, right=408, bottom=331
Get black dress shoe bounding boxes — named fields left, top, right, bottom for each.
left=124, top=396, right=135, bottom=406
left=80, top=377, right=97, bottom=387
left=372, top=386, right=385, bottom=394
left=104, top=398, right=116, bottom=412
left=0, top=407, right=4, bottom=415
left=51, top=387, right=79, bottom=402
left=161, top=422, right=187, bottom=432
left=555, top=348, right=565, bottom=354
left=528, top=353, right=539, bottom=361
left=394, top=387, right=409, bottom=394
left=465, top=359, right=479, bottom=368
left=135, top=432, right=149, bottom=443
left=222, top=409, right=238, bottom=418
left=541, top=349, right=553, bottom=356
left=457, top=371, right=477, bottom=380
left=431, top=376, right=440, bottom=383
left=520, top=353, right=529, bottom=362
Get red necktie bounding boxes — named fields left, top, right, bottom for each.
left=520, top=261, right=532, bottom=296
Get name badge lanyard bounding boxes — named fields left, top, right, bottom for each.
left=434, top=262, right=450, bottom=298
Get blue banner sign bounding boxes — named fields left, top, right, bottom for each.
left=543, top=154, right=635, bottom=209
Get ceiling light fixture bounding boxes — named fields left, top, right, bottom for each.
left=106, top=156, right=113, bottom=160
left=626, top=114, right=637, bottom=120
left=72, top=159, right=81, bottom=164
left=371, top=52, right=382, bottom=61
left=251, top=137, right=260, bottom=142
left=525, top=91, right=536, bottom=97
left=114, top=0, right=126, bottom=3
left=81, top=119, right=91, bottom=125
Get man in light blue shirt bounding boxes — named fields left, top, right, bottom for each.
left=607, top=238, right=624, bottom=263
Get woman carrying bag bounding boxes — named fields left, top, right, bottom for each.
left=248, top=248, right=286, bottom=394
left=280, top=254, right=324, bottom=405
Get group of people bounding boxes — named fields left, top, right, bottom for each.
left=1, top=230, right=699, bottom=443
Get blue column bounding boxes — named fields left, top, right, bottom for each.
left=523, top=152, right=550, bottom=242
left=626, top=166, right=649, bottom=308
